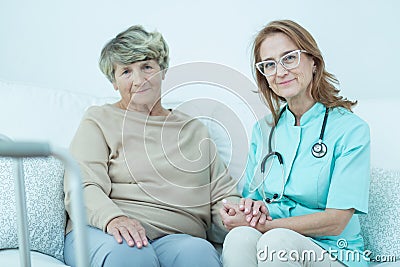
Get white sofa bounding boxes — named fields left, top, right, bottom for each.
left=0, top=78, right=399, bottom=266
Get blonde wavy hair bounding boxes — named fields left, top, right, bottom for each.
left=252, top=20, right=356, bottom=125
left=99, top=25, right=169, bottom=83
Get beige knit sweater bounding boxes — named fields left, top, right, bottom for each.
left=64, top=104, right=240, bottom=240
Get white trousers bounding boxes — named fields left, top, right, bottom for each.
left=222, top=227, right=345, bottom=267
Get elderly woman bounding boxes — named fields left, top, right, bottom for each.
left=63, top=25, right=242, bottom=267
left=221, top=20, right=370, bottom=267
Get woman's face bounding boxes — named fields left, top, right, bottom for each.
left=259, top=32, right=315, bottom=104
left=112, top=59, right=165, bottom=108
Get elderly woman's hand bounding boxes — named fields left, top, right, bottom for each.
left=106, top=216, right=148, bottom=248
left=219, top=202, right=249, bottom=231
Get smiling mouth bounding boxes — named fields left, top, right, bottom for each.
left=134, top=88, right=150, bottom=93
left=278, top=78, right=295, bottom=85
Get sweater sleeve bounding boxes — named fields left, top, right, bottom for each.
left=64, top=111, right=125, bottom=232
left=209, top=141, right=242, bottom=235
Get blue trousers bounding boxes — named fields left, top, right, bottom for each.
left=64, top=226, right=221, bottom=267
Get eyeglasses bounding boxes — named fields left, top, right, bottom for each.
left=255, top=50, right=308, bottom=77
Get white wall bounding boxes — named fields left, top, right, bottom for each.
left=1, top=0, right=399, bottom=100
left=1, top=0, right=399, bottom=170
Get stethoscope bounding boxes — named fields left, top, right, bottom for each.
left=250, top=105, right=329, bottom=204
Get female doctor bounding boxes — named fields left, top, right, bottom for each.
left=220, top=20, right=370, bottom=267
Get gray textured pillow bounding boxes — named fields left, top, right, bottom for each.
left=359, top=168, right=400, bottom=261
left=0, top=157, right=66, bottom=261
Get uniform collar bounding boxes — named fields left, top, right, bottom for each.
left=283, top=102, right=325, bottom=126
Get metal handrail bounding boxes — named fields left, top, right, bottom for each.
left=0, top=140, right=89, bottom=267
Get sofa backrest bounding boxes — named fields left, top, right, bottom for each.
left=0, top=80, right=119, bottom=148
left=1, top=79, right=399, bottom=181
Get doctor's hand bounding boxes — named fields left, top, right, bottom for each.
left=239, top=198, right=272, bottom=226
left=106, top=216, right=148, bottom=248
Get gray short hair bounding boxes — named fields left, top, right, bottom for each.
left=99, top=25, right=169, bottom=83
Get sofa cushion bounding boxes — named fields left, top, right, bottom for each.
left=0, top=157, right=66, bottom=262
left=0, top=250, right=69, bottom=267
left=359, top=168, right=400, bottom=262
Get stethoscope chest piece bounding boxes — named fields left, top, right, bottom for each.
left=311, top=141, right=327, bottom=158
left=311, top=107, right=329, bottom=158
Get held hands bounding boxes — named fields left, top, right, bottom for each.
left=239, top=197, right=272, bottom=223
left=106, top=216, right=148, bottom=248
left=219, top=198, right=272, bottom=231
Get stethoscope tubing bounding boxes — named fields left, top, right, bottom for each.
left=251, top=105, right=329, bottom=203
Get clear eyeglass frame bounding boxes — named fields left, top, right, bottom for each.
left=255, top=49, right=308, bottom=77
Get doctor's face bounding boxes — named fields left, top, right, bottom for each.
left=113, top=59, right=165, bottom=108
left=259, top=32, right=315, bottom=103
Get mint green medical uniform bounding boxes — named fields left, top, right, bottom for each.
left=242, top=102, right=370, bottom=267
